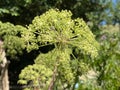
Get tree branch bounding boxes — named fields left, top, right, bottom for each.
left=48, top=63, right=58, bottom=90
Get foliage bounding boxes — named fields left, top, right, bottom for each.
left=76, top=25, right=120, bottom=90
left=0, top=0, right=111, bottom=26
left=0, top=21, right=26, bottom=59
left=0, top=0, right=20, bottom=16
left=96, top=25, right=120, bottom=89
left=18, top=64, right=53, bottom=89
left=18, top=9, right=99, bottom=90
left=110, top=0, right=120, bottom=24
left=0, top=0, right=120, bottom=90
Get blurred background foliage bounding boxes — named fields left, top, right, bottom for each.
left=0, top=0, right=120, bottom=90
left=0, top=0, right=113, bottom=25
left=77, top=24, right=120, bottom=90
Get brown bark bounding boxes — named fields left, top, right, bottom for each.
left=1, top=61, right=9, bottom=90
left=0, top=40, right=9, bottom=90
left=48, top=63, right=58, bottom=90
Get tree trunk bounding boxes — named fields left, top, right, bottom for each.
left=0, top=40, right=9, bottom=90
